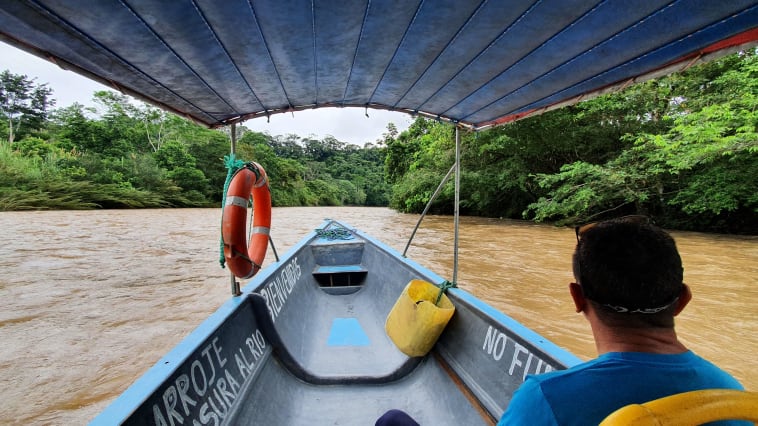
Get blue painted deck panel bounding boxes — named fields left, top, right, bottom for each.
left=327, top=318, right=371, bottom=346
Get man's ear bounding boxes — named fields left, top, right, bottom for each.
left=569, top=282, right=586, bottom=313
left=673, top=283, right=692, bottom=316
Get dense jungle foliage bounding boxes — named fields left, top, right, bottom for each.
left=1, top=51, right=756, bottom=233
left=0, top=85, right=389, bottom=210
left=387, top=51, right=757, bottom=234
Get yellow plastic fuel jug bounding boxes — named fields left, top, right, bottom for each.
left=385, top=279, right=455, bottom=357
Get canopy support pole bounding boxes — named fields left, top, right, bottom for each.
left=453, top=126, right=461, bottom=285
left=402, top=125, right=462, bottom=286
left=229, top=123, right=241, bottom=297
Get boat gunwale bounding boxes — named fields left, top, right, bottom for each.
left=88, top=224, right=323, bottom=424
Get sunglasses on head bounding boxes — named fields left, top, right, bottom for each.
left=575, top=215, right=652, bottom=242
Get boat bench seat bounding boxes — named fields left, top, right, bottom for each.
left=250, top=292, right=421, bottom=384
left=312, top=264, right=368, bottom=289
left=312, top=265, right=367, bottom=274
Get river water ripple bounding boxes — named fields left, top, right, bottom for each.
left=0, top=207, right=755, bottom=424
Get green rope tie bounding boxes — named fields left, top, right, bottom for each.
left=315, top=227, right=353, bottom=240
left=219, top=154, right=248, bottom=269
left=435, top=280, right=457, bottom=305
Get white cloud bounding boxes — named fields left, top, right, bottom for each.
left=0, top=42, right=411, bottom=145
left=245, top=108, right=411, bottom=146
left=1, top=42, right=112, bottom=108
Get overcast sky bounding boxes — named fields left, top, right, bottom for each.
left=0, top=42, right=412, bottom=146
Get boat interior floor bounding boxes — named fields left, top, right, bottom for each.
left=250, top=237, right=426, bottom=383
left=228, top=350, right=490, bottom=425
left=233, top=233, right=494, bottom=424
left=250, top=286, right=418, bottom=384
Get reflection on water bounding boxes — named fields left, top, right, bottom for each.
left=0, top=207, right=755, bottom=423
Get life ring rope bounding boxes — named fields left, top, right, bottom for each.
left=228, top=246, right=262, bottom=270
left=218, top=154, right=247, bottom=268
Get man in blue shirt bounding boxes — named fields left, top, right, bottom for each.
left=498, top=217, right=746, bottom=425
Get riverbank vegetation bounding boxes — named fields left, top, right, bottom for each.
left=386, top=51, right=757, bottom=234
left=0, top=86, right=388, bottom=210
left=1, top=51, right=755, bottom=233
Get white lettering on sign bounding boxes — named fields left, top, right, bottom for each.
left=260, top=256, right=302, bottom=322
left=151, top=329, right=267, bottom=426
left=482, top=325, right=555, bottom=381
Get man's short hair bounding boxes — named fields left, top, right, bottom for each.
left=573, top=219, right=684, bottom=327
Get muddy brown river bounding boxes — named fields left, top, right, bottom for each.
left=0, top=207, right=755, bottom=424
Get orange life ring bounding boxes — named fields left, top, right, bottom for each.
left=222, top=162, right=272, bottom=279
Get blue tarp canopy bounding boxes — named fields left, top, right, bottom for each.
left=1, top=0, right=757, bottom=129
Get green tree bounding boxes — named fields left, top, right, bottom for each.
left=526, top=51, right=757, bottom=232
left=154, top=139, right=209, bottom=197
left=186, top=128, right=232, bottom=202
left=385, top=118, right=428, bottom=185
left=0, top=70, right=54, bottom=144
left=140, top=105, right=170, bottom=152
left=13, top=136, right=62, bottom=159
